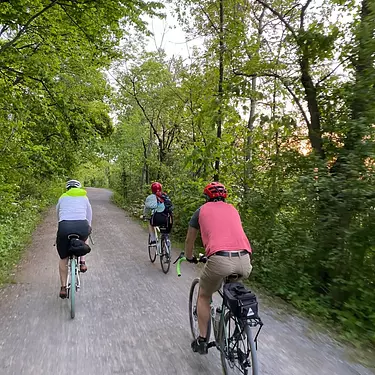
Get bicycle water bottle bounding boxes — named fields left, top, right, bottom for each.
left=214, top=307, right=222, bottom=338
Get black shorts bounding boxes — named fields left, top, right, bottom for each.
left=56, top=220, right=91, bottom=259
left=150, top=212, right=173, bottom=234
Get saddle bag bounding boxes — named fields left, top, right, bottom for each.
left=68, top=238, right=91, bottom=257
left=223, top=282, right=259, bottom=320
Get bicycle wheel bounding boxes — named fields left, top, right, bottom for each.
left=70, top=258, right=76, bottom=319
left=160, top=237, right=171, bottom=274
left=189, top=278, right=211, bottom=342
left=218, top=312, right=258, bottom=375
left=148, top=235, right=157, bottom=263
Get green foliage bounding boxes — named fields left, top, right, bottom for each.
left=0, top=1, right=163, bottom=282
left=106, top=0, right=375, bottom=348
left=0, top=179, right=63, bottom=283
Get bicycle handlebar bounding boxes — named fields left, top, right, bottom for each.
left=173, top=253, right=188, bottom=276
left=173, top=252, right=207, bottom=277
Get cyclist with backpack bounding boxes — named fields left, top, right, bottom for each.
left=142, top=182, right=173, bottom=244
left=184, top=182, right=252, bottom=354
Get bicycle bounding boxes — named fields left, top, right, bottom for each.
left=66, top=233, right=93, bottom=319
left=143, top=217, right=172, bottom=274
left=174, top=252, right=263, bottom=375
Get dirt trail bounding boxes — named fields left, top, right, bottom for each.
left=0, top=188, right=373, bottom=375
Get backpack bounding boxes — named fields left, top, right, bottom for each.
left=160, top=193, right=173, bottom=214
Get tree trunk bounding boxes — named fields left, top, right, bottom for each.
left=299, top=54, right=325, bottom=159
left=244, top=9, right=264, bottom=196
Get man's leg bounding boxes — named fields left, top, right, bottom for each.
left=197, top=288, right=211, bottom=338
left=192, top=256, right=226, bottom=354
left=59, top=257, right=68, bottom=298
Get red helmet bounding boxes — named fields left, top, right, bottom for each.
left=203, top=182, right=227, bottom=200
left=151, top=182, right=162, bottom=194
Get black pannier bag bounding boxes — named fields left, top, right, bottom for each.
left=68, top=238, right=91, bottom=257
left=223, top=282, right=259, bottom=320
left=151, top=212, right=172, bottom=233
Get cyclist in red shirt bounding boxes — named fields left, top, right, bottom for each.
left=184, top=182, right=253, bottom=354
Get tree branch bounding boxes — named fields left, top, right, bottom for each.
left=254, top=0, right=298, bottom=41
left=316, top=56, right=352, bottom=86
left=0, top=1, right=58, bottom=54
left=233, top=69, right=311, bottom=127
left=198, top=4, right=220, bottom=34
left=129, top=77, right=162, bottom=146
left=0, top=66, right=75, bottom=127
left=300, top=0, right=313, bottom=29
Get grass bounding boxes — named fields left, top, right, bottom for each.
left=0, top=184, right=63, bottom=286
left=0, top=205, right=48, bottom=285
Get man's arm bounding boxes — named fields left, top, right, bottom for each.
left=184, top=226, right=198, bottom=259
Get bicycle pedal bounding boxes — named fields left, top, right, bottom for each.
left=207, top=341, right=216, bottom=349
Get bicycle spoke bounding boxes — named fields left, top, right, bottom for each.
left=220, top=313, right=252, bottom=375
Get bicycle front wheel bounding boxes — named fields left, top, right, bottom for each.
left=160, top=238, right=171, bottom=274
left=148, top=235, right=157, bottom=263
left=219, top=312, right=258, bottom=375
left=189, top=278, right=211, bottom=342
left=70, top=259, right=76, bottom=319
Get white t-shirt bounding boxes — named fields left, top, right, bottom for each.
left=56, top=189, right=92, bottom=226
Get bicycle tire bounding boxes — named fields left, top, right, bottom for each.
left=148, top=235, right=157, bottom=263
left=70, top=258, right=76, bottom=319
left=160, top=238, right=171, bottom=274
left=219, top=312, right=258, bottom=375
left=189, top=278, right=211, bottom=342
left=245, top=324, right=258, bottom=375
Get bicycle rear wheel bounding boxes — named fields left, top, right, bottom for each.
left=218, top=312, right=258, bottom=375
left=160, top=237, right=171, bottom=274
left=189, top=278, right=211, bottom=342
left=148, top=235, right=157, bottom=263
left=70, top=258, right=76, bottom=319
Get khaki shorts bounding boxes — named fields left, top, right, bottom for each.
left=199, top=252, right=252, bottom=296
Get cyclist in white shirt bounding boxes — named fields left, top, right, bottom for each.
left=56, top=180, right=92, bottom=298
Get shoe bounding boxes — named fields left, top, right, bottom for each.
left=59, top=286, right=67, bottom=299
left=80, top=261, right=88, bottom=273
left=191, top=337, right=208, bottom=355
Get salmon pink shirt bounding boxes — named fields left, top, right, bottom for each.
left=189, top=201, right=252, bottom=257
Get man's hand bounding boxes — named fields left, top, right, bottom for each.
left=186, top=255, right=198, bottom=264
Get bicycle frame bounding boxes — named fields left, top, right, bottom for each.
left=66, top=255, right=81, bottom=294
left=153, top=226, right=161, bottom=255
left=151, top=225, right=170, bottom=255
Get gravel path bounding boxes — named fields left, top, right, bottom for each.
left=0, top=187, right=373, bottom=375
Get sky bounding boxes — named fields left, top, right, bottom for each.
left=142, top=4, right=203, bottom=60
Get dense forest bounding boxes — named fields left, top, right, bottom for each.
left=1, top=0, right=374, bottom=345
